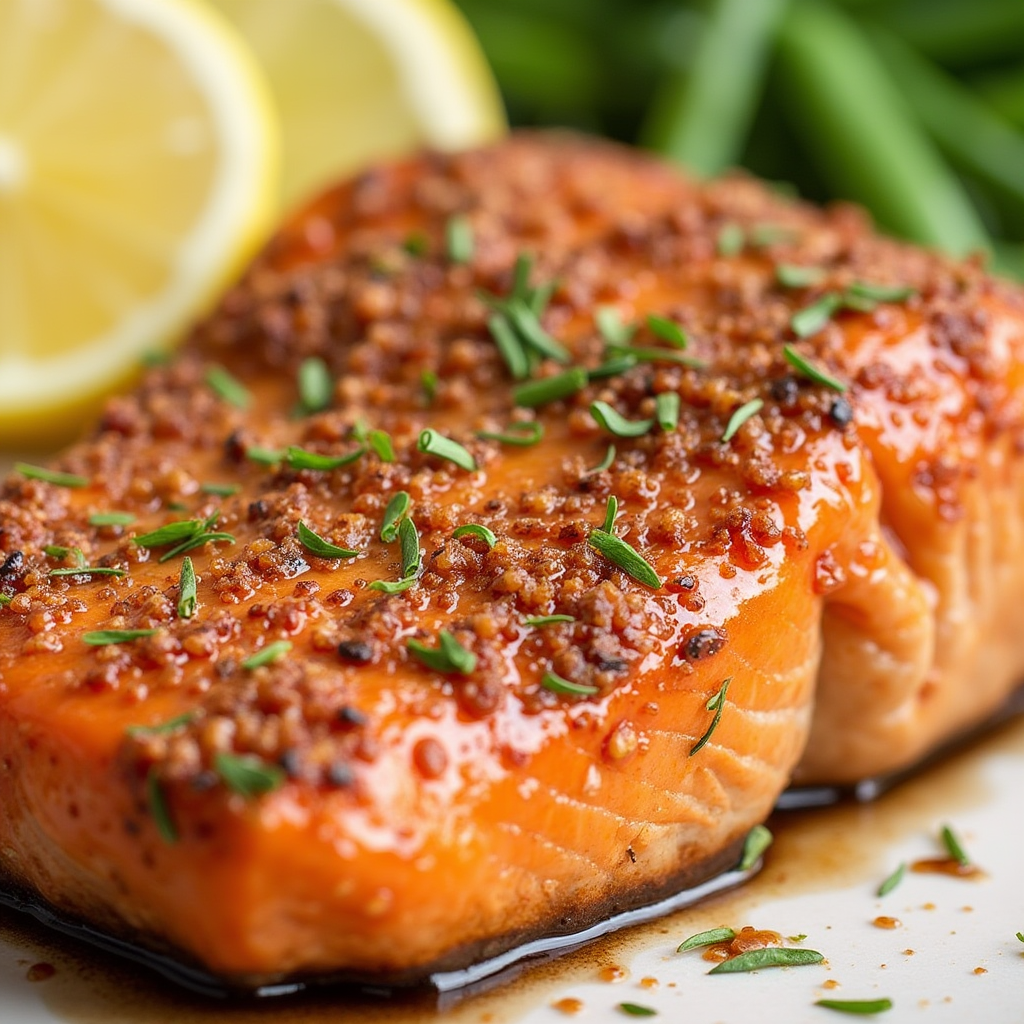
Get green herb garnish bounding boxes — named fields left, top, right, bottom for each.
left=418, top=429, right=477, bottom=471
left=88, top=511, right=136, bottom=527
left=177, top=556, right=197, bottom=619
left=398, top=516, right=421, bottom=578
left=722, top=398, right=764, bottom=442
left=541, top=670, right=599, bottom=696
left=445, top=213, right=475, bottom=264
left=83, top=629, right=158, bottom=645
left=488, top=313, right=530, bottom=380
left=15, top=462, right=89, bottom=488
left=245, top=445, right=286, bottom=465
left=506, top=298, right=571, bottom=364
left=205, top=365, right=250, bottom=408
left=814, top=998, right=893, bottom=1015
left=677, top=927, right=736, bottom=953
left=147, top=771, right=178, bottom=844
left=286, top=445, right=364, bottom=471
left=297, top=521, right=359, bottom=560
left=421, top=369, right=438, bottom=404
left=452, top=524, right=497, bottom=549
left=595, top=306, right=636, bottom=346
left=739, top=824, right=773, bottom=871
left=50, top=565, right=126, bottom=578
left=717, top=222, right=745, bottom=257
left=200, top=482, right=240, bottom=497
left=297, top=356, right=333, bottom=414
left=655, top=392, right=680, bottom=431
left=588, top=499, right=661, bottom=589
left=601, top=495, right=618, bottom=533
left=524, top=614, right=575, bottom=627
left=646, top=314, right=688, bottom=349
left=214, top=751, right=286, bottom=797
left=476, top=421, right=544, bottom=446
left=617, top=1005, right=657, bottom=1017
left=380, top=491, right=411, bottom=542
left=587, top=444, right=617, bottom=474
left=846, top=281, right=916, bottom=304
left=790, top=294, right=842, bottom=338
left=127, top=713, right=193, bottom=738
left=707, top=947, right=823, bottom=974
left=0, top=594, right=11, bottom=607
left=940, top=823, right=970, bottom=866
left=407, top=631, right=477, bottom=675
left=369, top=430, right=395, bottom=462
left=161, top=531, right=234, bottom=562
left=403, top=232, right=428, bottom=257
left=135, top=518, right=208, bottom=548
left=1016, top=932, right=1024, bottom=943
left=876, top=862, right=906, bottom=897
left=776, top=263, right=827, bottom=288
left=588, top=354, right=638, bottom=381
left=590, top=401, right=654, bottom=438
left=606, top=345, right=704, bottom=368
left=241, top=640, right=292, bottom=670
left=783, top=344, right=847, bottom=392
left=513, top=368, right=589, bottom=407
left=689, top=678, right=731, bottom=756
left=44, top=544, right=84, bottom=564
left=368, top=576, right=417, bottom=594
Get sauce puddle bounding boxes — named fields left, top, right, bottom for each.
left=2, top=713, right=1021, bottom=1024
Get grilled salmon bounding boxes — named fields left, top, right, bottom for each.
left=2, top=133, right=1024, bottom=988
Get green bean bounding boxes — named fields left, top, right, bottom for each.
left=775, top=2, right=989, bottom=256
left=872, top=30, right=1024, bottom=223
left=642, top=0, right=789, bottom=175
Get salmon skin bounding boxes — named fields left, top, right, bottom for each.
left=2, top=133, right=1024, bottom=989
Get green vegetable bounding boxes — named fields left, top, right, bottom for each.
left=690, top=678, right=731, bottom=755
left=677, top=927, right=736, bottom=953
left=541, top=670, right=599, bottom=696
left=297, top=356, right=333, bottom=414
left=596, top=305, right=636, bottom=346
left=590, top=400, right=654, bottom=438
left=88, top=512, right=136, bottom=527
left=286, top=445, right=364, bottom=471
left=380, top=491, right=411, bottom=543
left=617, top=1004, right=657, bottom=1017
left=407, top=631, right=477, bottom=675
left=83, top=629, right=158, bottom=645
left=452, top=524, right=498, bottom=549
left=739, top=824, right=774, bottom=871
left=296, top=521, right=359, bottom=560
left=14, top=462, right=88, bottom=488
left=783, top=344, right=847, bottom=391
left=214, top=751, right=286, bottom=797
left=940, top=823, right=970, bottom=866
left=524, top=614, right=575, bottom=627
left=876, top=861, right=906, bottom=897
left=814, top=998, right=893, bottom=1015
left=418, top=429, right=478, bottom=471
left=707, top=946, right=823, bottom=973
left=645, top=314, right=688, bottom=349
left=513, top=367, right=589, bottom=407
left=177, top=557, right=197, bottom=619
left=445, top=213, right=475, bottom=264
left=205, top=365, right=250, bottom=408
left=147, top=772, right=178, bottom=843
left=476, top=421, right=544, bottom=446
left=588, top=528, right=662, bottom=589
left=722, top=398, right=764, bottom=442
left=241, top=640, right=292, bottom=670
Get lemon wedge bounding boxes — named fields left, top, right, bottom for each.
left=0, top=0, right=277, bottom=446
left=207, top=0, right=506, bottom=211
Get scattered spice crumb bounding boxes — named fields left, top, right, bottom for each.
left=26, top=963, right=56, bottom=983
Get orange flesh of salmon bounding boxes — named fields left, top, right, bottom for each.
left=1, top=135, right=1024, bottom=985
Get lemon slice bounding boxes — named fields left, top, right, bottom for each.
left=0, top=0, right=276, bottom=445
left=208, top=0, right=505, bottom=211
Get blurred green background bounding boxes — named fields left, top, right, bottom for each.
left=453, top=0, right=1024, bottom=276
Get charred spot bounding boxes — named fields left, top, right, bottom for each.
left=191, top=770, right=219, bottom=792
left=593, top=653, right=629, bottom=674
left=223, top=430, right=247, bottom=463
left=681, top=627, right=728, bottom=662
left=0, top=551, right=24, bottom=577
left=769, top=375, right=800, bottom=405
left=668, top=574, right=696, bottom=592
left=828, top=396, right=854, bottom=428
left=279, top=748, right=303, bottom=778
left=626, top=845, right=637, bottom=864
left=337, top=639, right=373, bottom=665
left=248, top=499, right=271, bottom=521
left=327, top=762, right=355, bottom=788
left=336, top=705, right=369, bottom=729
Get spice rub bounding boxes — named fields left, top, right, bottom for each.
left=2, top=133, right=1024, bottom=988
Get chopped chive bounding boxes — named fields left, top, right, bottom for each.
left=159, top=531, right=234, bottom=563
left=689, top=678, right=731, bottom=756
left=776, top=263, right=828, bottom=288
left=541, top=670, right=599, bottom=696
left=587, top=444, right=617, bottom=474
left=590, top=401, right=654, bottom=438
left=940, top=824, right=970, bottom=866
left=403, top=231, right=428, bottom=257
left=297, top=356, right=333, bottom=414
left=445, top=213, right=475, bottom=264
left=750, top=223, right=796, bottom=247
left=88, top=511, right=136, bottom=527
left=50, top=566, right=126, bottom=578
left=200, top=482, right=240, bottom=497
left=452, top=524, right=497, bottom=549
left=297, top=521, right=359, bottom=560
left=739, top=824, right=774, bottom=871
left=607, top=345, right=705, bottom=368
left=214, top=751, right=285, bottom=797
left=127, top=713, right=193, bottom=738
left=506, top=298, right=571, bottom=364
left=876, top=862, right=906, bottom=897
left=1017, top=932, right=1024, bottom=943
left=241, top=640, right=292, bottom=670
left=397, top=516, right=421, bottom=579
left=814, top=998, right=893, bottom=1015
left=14, top=462, right=89, bottom=488
left=246, top=445, right=286, bottom=465
left=512, top=252, right=533, bottom=298
left=368, top=576, right=417, bottom=594
left=476, top=421, right=544, bottom=446
left=380, top=492, right=411, bottom=543
left=596, top=306, right=636, bottom=346
left=655, top=392, right=680, bottom=431
left=369, top=430, right=395, bottom=462
left=0, top=594, right=11, bottom=607
left=722, top=398, right=765, bottom=442
left=43, top=544, right=84, bottom=564
left=513, top=367, right=589, bottom=408
left=707, top=947, right=823, bottom=973
left=286, top=445, right=365, bottom=471
left=790, top=293, right=842, bottom=338
left=528, top=278, right=558, bottom=317
left=846, top=281, right=916, bottom=304
left=83, top=629, right=158, bottom=645
left=488, top=313, right=530, bottom=380
left=417, top=429, right=477, bottom=471
left=783, top=344, right=847, bottom=391
left=617, top=1005, right=657, bottom=1017
left=421, top=369, right=438, bottom=404
left=205, top=365, right=250, bottom=409
left=601, top=495, right=619, bottom=533
left=588, top=354, right=638, bottom=381
left=717, top=222, right=745, bottom=257
left=407, top=631, right=477, bottom=675
left=177, top=557, right=197, bottom=619
left=677, top=927, right=736, bottom=953
left=147, top=772, right=177, bottom=843
left=646, top=314, right=688, bottom=349
left=524, top=614, right=575, bottom=627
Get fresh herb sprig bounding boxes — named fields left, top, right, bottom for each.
left=689, top=678, right=731, bottom=755
left=407, top=631, right=477, bottom=675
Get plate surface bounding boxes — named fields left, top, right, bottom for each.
left=1, top=449, right=1023, bottom=1023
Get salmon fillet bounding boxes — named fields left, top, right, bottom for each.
left=2, top=133, right=1024, bottom=988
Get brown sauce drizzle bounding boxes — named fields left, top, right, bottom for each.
left=910, top=857, right=984, bottom=879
